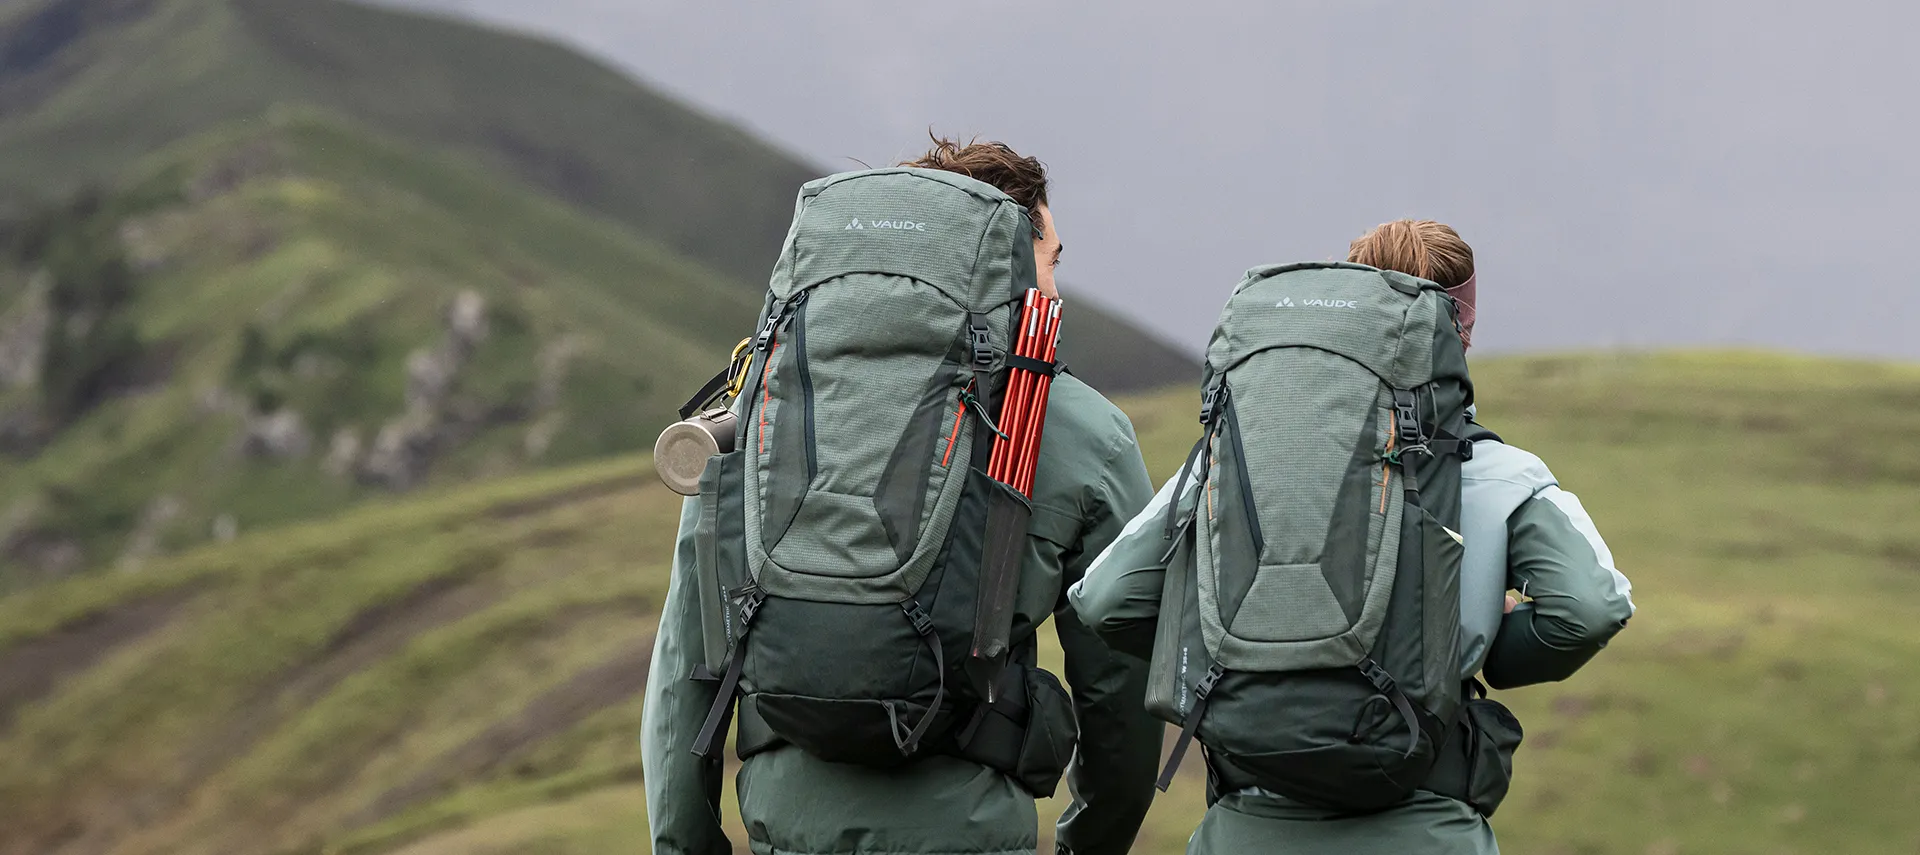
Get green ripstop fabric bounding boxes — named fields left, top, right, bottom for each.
left=781, top=168, right=1024, bottom=312
left=1208, top=262, right=1438, bottom=389
left=741, top=168, right=1029, bottom=605
left=1150, top=260, right=1478, bottom=811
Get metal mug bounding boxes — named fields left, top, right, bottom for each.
left=653, top=408, right=738, bottom=496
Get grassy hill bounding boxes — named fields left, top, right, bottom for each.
left=3, top=352, right=1916, bottom=855
left=0, top=0, right=1197, bottom=580
left=0, top=0, right=1197, bottom=393
left=0, top=110, right=764, bottom=584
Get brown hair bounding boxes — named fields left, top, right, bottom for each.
left=1347, top=219, right=1475, bottom=289
left=900, top=133, right=1049, bottom=233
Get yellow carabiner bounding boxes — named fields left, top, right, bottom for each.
left=724, top=337, right=753, bottom=399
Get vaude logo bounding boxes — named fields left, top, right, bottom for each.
left=1276, top=296, right=1358, bottom=309
left=845, top=217, right=929, bottom=232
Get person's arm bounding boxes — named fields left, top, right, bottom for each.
left=1483, top=480, right=1636, bottom=690
left=1067, top=470, right=1189, bottom=660
left=1053, top=433, right=1161, bottom=855
left=640, top=498, right=731, bottom=855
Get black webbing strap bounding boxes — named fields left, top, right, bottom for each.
left=1156, top=664, right=1223, bottom=791
left=966, top=312, right=997, bottom=422
left=1426, top=425, right=1475, bottom=461
left=1162, top=435, right=1207, bottom=541
left=730, top=302, right=790, bottom=446
left=1003, top=353, right=1055, bottom=376
left=1163, top=378, right=1225, bottom=540
left=1360, top=658, right=1421, bottom=758
left=890, top=600, right=945, bottom=754
left=690, top=585, right=765, bottom=758
left=678, top=367, right=734, bottom=421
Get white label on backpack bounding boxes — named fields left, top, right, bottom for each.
left=1276, top=297, right=1358, bottom=309
left=845, top=218, right=928, bottom=232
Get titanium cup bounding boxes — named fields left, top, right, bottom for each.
left=653, top=409, right=738, bottom=496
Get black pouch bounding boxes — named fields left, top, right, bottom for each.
left=1015, top=667, right=1078, bottom=796
left=1460, top=697, right=1523, bottom=816
left=954, top=664, right=1079, bottom=797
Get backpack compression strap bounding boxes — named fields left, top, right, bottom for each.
left=1156, top=663, right=1223, bottom=791
left=891, top=599, right=946, bottom=754
left=691, top=584, right=767, bottom=757
left=1162, top=377, right=1225, bottom=542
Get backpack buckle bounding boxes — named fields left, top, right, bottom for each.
left=733, top=583, right=765, bottom=624
left=1359, top=658, right=1396, bottom=694
left=1199, top=382, right=1226, bottom=424
left=1392, top=390, right=1421, bottom=445
left=902, top=600, right=935, bottom=636
left=1195, top=664, right=1224, bottom=699
left=967, top=320, right=994, bottom=369
left=753, top=313, right=780, bottom=352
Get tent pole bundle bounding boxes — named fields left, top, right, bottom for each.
left=986, top=290, right=1062, bottom=497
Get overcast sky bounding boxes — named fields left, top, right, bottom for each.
left=383, top=0, right=1918, bottom=358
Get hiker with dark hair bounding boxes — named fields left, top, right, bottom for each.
left=1069, top=219, right=1635, bottom=854
left=642, top=135, right=1162, bottom=855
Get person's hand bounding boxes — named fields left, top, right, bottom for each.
left=1504, top=595, right=1518, bottom=614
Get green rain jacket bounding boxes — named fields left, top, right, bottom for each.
left=1068, top=429, right=1635, bottom=855
left=643, top=373, right=1162, bottom=855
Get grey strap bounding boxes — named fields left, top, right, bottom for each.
left=1156, top=664, right=1223, bottom=791
left=690, top=586, right=765, bottom=758
left=891, top=600, right=945, bottom=754
left=1359, top=658, right=1421, bottom=758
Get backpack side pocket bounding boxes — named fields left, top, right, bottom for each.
left=1462, top=696, right=1524, bottom=816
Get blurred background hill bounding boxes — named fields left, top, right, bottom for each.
left=0, top=0, right=1197, bottom=584
left=0, top=1, right=1915, bottom=854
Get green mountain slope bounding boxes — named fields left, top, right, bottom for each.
left=0, top=0, right=1198, bottom=392
left=0, top=110, right=762, bottom=583
left=3, top=353, right=1916, bottom=855
left=0, top=0, right=812, bottom=287
left=0, top=0, right=1195, bottom=579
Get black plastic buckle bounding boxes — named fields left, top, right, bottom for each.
left=733, top=583, right=765, bottom=624
left=967, top=321, right=994, bottom=369
left=1195, top=664, right=1224, bottom=699
left=1393, top=391, right=1421, bottom=446
left=753, top=313, right=780, bottom=352
left=1199, top=382, right=1225, bottom=424
left=903, top=600, right=935, bottom=636
left=1359, top=658, right=1396, bottom=694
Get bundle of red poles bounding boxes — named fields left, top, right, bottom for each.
left=986, top=290, right=1062, bottom=497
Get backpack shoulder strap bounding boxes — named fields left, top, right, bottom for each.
left=1463, top=416, right=1503, bottom=445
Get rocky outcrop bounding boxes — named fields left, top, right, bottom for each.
left=116, top=494, right=184, bottom=573
left=0, top=272, right=54, bottom=453
left=239, top=408, right=312, bottom=460
left=353, top=290, right=490, bottom=490
left=0, top=271, right=52, bottom=391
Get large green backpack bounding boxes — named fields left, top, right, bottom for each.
left=685, top=168, right=1069, bottom=788
left=1149, top=262, right=1476, bottom=810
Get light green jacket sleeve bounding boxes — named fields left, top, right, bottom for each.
left=1068, top=472, right=1191, bottom=661
left=1483, top=482, right=1635, bottom=689
left=1052, top=433, right=1161, bottom=855
left=640, top=498, right=731, bottom=855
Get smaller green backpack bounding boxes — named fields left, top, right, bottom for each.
left=1149, top=262, right=1476, bottom=811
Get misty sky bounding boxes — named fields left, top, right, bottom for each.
left=383, top=0, right=1919, bottom=358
